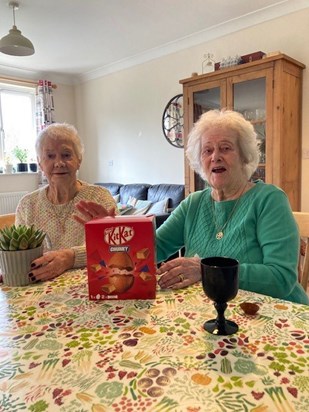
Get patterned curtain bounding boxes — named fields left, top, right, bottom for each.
left=36, top=80, right=55, bottom=134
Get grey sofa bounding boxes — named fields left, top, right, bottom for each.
left=95, top=182, right=185, bottom=227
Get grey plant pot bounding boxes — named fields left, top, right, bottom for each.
left=0, top=245, right=43, bottom=286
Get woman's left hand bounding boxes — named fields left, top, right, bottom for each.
left=157, top=256, right=201, bottom=289
left=28, top=249, right=75, bottom=282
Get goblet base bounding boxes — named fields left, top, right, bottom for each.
left=203, top=319, right=238, bottom=336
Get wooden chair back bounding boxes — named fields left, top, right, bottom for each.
left=292, top=212, right=309, bottom=291
left=0, top=213, right=15, bottom=230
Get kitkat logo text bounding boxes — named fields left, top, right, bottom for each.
left=104, top=226, right=134, bottom=245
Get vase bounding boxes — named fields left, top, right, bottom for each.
left=4, top=164, right=14, bottom=174
left=0, top=246, right=43, bottom=286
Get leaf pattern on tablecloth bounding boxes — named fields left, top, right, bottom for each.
left=0, top=270, right=308, bottom=411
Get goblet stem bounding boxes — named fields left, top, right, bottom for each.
left=214, top=302, right=227, bottom=330
left=203, top=301, right=239, bottom=335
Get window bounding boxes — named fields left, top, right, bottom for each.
left=0, top=83, right=36, bottom=169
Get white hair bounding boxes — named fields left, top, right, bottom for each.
left=36, top=123, right=84, bottom=161
left=186, top=109, right=260, bottom=181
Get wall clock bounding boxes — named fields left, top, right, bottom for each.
left=162, top=94, right=184, bottom=148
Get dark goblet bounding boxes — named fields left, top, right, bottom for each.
left=201, top=256, right=239, bottom=335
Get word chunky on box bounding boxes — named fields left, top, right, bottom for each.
left=85, top=215, right=156, bottom=300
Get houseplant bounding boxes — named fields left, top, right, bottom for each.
left=12, top=146, right=28, bottom=172
left=0, top=224, right=46, bottom=286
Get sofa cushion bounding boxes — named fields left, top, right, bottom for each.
left=147, top=184, right=185, bottom=210
left=95, top=183, right=123, bottom=196
left=94, top=182, right=185, bottom=216
left=127, top=196, right=138, bottom=206
left=124, top=199, right=152, bottom=215
left=117, top=203, right=134, bottom=215
left=119, top=184, right=150, bottom=204
left=147, top=198, right=169, bottom=215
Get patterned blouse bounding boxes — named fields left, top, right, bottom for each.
left=15, top=181, right=116, bottom=268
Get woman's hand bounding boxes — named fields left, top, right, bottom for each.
left=28, top=249, right=75, bottom=282
left=73, top=200, right=116, bottom=225
left=157, top=256, right=201, bottom=289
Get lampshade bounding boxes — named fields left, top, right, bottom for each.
left=0, top=1, right=35, bottom=57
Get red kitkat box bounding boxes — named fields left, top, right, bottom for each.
left=85, top=215, right=157, bottom=300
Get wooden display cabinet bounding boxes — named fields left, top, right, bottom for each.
left=180, top=53, right=305, bottom=211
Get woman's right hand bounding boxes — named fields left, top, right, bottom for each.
left=29, top=249, right=75, bottom=282
left=74, top=200, right=116, bottom=225
left=157, top=256, right=201, bottom=289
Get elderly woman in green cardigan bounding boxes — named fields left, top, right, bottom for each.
left=75, top=110, right=308, bottom=305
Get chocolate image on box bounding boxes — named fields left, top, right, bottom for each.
left=107, top=252, right=135, bottom=293
left=136, top=248, right=150, bottom=259
left=90, top=263, right=102, bottom=273
left=139, top=272, right=152, bottom=281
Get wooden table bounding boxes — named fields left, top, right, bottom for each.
left=0, top=269, right=308, bottom=411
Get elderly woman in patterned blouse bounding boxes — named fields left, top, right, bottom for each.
left=16, top=123, right=116, bottom=282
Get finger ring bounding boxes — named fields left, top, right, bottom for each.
left=178, top=274, right=185, bottom=282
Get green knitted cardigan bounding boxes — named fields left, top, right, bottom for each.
left=156, top=181, right=308, bottom=305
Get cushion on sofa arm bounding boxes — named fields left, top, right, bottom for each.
left=147, top=184, right=185, bottom=210
left=119, top=184, right=150, bottom=205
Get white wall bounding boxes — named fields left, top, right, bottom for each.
left=75, top=62, right=185, bottom=185
left=53, top=83, right=77, bottom=125
left=0, top=173, right=39, bottom=193
left=75, top=8, right=309, bottom=210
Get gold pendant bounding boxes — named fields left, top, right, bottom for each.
left=216, top=231, right=224, bottom=240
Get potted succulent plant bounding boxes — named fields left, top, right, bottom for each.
left=0, top=224, right=46, bottom=286
left=12, top=146, right=28, bottom=172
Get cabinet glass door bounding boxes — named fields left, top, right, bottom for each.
left=192, top=85, right=221, bottom=190
left=233, top=77, right=266, bottom=181
left=193, top=87, right=221, bottom=122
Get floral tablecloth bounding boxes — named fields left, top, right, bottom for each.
left=0, top=269, right=308, bottom=412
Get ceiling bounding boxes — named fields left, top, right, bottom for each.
left=0, top=0, right=308, bottom=84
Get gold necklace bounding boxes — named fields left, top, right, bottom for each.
left=212, top=184, right=247, bottom=240
left=51, top=201, right=76, bottom=234
left=47, top=184, right=81, bottom=234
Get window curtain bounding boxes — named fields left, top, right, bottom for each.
left=36, top=80, right=55, bottom=134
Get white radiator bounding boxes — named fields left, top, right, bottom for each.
left=0, top=191, right=28, bottom=214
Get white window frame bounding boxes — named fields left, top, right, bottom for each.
left=0, top=82, right=36, bottom=169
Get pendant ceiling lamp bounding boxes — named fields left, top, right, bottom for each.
left=0, top=1, right=35, bottom=56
